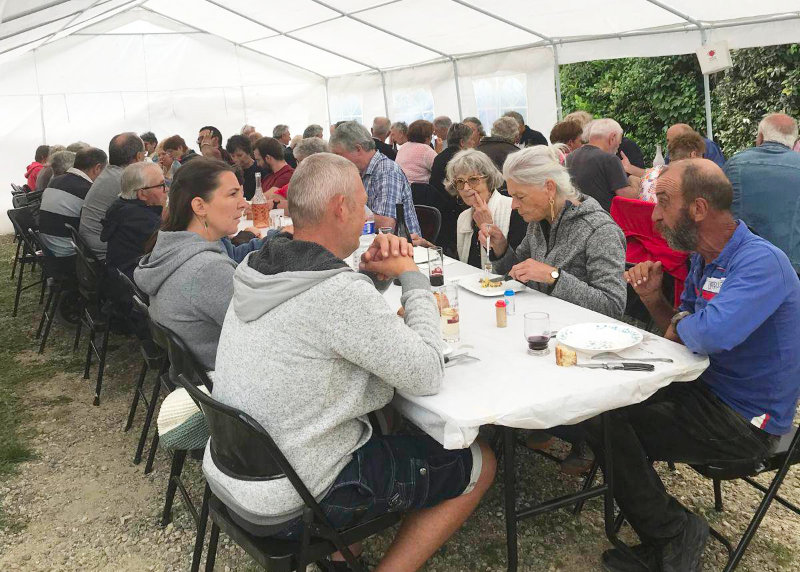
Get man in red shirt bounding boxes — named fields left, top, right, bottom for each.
left=254, top=137, right=294, bottom=193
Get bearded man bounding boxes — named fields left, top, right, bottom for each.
left=592, top=159, right=800, bottom=572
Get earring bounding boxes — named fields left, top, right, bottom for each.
left=549, top=198, right=555, bottom=222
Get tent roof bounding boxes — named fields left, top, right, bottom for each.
left=1, top=0, right=799, bottom=76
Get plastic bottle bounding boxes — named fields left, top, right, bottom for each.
left=495, top=299, right=507, bottom=328
left=653, top=143, right=665, bottom=167
left=503, top=289, right=516, bottom=316
left=363, top=205, right=375, bottom=235
left=251, top=180, right=269, bottom=228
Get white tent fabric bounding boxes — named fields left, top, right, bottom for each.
left=0, top=0, right=799, bottom=232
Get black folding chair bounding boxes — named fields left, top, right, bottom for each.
left=414, top=204, right=442, bottom=244
left=7, top=207, right=46, bottom=317
left=689, top=426, right=800, bottom=571
left=172, top=351, right=400, bottom=571
left=10, top=183, right=27, bottom=195
left=32, top=230, right=79, bottom=354
left=64, top=223, right=111, bottom=406
left=116, top=271, right=166, bottom=436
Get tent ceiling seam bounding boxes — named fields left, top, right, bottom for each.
left=449, top=0, right=552, bottom=42
left=41, top=0, right=134, bottom=46
left=1, top=0, right=71, bottom=25
left=201, top=0, right=378, bottom=72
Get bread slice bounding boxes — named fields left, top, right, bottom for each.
left=556, top=344, right=577, bottom=367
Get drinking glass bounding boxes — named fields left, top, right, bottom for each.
left=378, top=227, right=394, bottom=235
left=524, top=312, right=551, bottom=356
left=427, top=246, right=444, bottom=287
left=436, top=284, right=460, bottom=343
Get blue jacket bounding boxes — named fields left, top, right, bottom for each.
left=220, top=229, right=279, bottom=264
left=677, top=221, right=800, bottom=435
left=725, top=142, right=800, bottom=273
left=666, top=137, right=725, bottom=167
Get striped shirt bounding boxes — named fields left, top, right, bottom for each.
left=39, top=168, right=93, bottom=257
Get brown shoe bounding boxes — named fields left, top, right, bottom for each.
left=560, top=443, right=595, bottom=476
left=525, top=430, right=555, bottom=451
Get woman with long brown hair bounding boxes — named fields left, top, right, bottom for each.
left=134, top=157, right=249, bottom=371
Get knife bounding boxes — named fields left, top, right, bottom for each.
left=576, top=362, right=655, bottom=371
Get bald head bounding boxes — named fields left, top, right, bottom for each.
left=666, top=123, right=695, bottom=145
left=658, top=158, right=732, bottom=212
left=757, top=113, right=798, bottom=147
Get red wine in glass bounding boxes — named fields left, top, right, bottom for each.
left=527, top=335, right=550, bottom=352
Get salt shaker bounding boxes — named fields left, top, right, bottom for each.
left=503, top=289, right=516, bottom=316
left=495, top=299, right=507, bottom=328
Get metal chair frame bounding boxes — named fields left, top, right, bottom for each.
left=7, top=207, right=46, bottom=317
left=413, top=203, right=442, bottom=244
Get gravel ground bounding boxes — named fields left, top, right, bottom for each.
left=0, top=270, right=799, bottom=570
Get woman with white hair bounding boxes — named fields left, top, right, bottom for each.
left=480, top=145, right=626, bottom=319
left=446, top=149, right=527, bottom=269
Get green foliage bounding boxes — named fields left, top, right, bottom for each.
left=559, top=44, right=800, bottom=161
left=560, top=55, right=706, bottom=162
left=713, top=44, right=800, bottom=154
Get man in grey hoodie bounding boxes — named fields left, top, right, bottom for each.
left=207, top=153, right=496, bottom=570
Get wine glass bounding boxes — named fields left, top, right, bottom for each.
left=524, top=312, right=551, bottom=356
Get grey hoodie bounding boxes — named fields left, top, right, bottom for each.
left=134, top=231, right=237, bottom=371
left=493, top=195, right=627, bottom=318
left=203, top=235, right=443, bottom=524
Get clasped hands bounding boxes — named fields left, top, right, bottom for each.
left=359, top=233, right=417, bottom=281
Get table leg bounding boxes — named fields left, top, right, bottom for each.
left=503, top=426, right=518, bottom=572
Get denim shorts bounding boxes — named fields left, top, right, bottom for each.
left=269, top=433, right=482, bottom=540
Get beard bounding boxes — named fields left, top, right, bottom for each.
left=656, top=207, right=698, bottom=252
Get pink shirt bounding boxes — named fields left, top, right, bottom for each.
left=395, top=142, right=437, bottom=184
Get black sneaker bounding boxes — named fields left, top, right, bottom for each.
left=660, top=512, right=708, bottom=572
left=601, top=543, right=659, bottom=572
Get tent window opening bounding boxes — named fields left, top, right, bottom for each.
left=330, top=94, right=363, bottom=124
left=473, top=74, right=527, bottom=128
left=392, top=88, right=435, bottom=125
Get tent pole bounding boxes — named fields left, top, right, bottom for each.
left=33, top=48, right=45, bottom=143
left=451, top=59, right=463, bottom=120
left=552, top=44, right=563, bottom=120
left=700, top=29, right=713, bottom=141
left=325, top=77, right=332, bottom=127
left=380, top=72, right=389, bottom=117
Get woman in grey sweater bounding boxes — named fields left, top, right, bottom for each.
left=135, top=158, right=250, bottom=371
left=481, top=144, right=626, bottom=319
left=480, top=144, right=627, bottom=474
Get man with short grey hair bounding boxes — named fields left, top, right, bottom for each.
left=293, top=137, right=330, bottom=163
left=273, top=124, right=297, bottom=168
left=209, top=152, right=496, bottom=570
left=371, top=116, right=397, bottom=160
left=503, top=110, right=548, bottom=148
left=101, top=161, right=165, bottom=280
left=725, top=112, right=800, bottom=272
left=80, top=132, right=145, bottom=260
left=565, top=118, right=638, bottom=211
left=476, top=116, right=521, bottom=171
left=331, top=121, right=422, bottom=236
left=302, top=124, right=324, bottom=139
left=390, top=121, right=408, bottom=146
left=432, top=115, right=452, bottom=152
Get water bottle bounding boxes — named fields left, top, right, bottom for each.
left=504, top=289, right=516, bottom=316
left=653, top=144, right=665, bottom=167
left=363, top=205, right=375, bottom=235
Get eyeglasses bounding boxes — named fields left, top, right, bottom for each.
left=453, top=175, right=487, bottom=191
left=140, top=182, right=167, bottom=193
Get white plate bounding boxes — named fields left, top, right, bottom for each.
left=442, top=342, right=453, bottom=356
left=556, top=322, right=643, bottom=354
left=455, top=272, right=526, bottom=297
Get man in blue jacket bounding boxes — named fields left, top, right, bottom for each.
left=598, top=159, right=800, bottom=572
left=724, top=113, right=800, bottom=273
left=666, top=123, right=725, bottom=167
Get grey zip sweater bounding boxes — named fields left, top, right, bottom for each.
left=493, top=195, right=627, bottom=318
left=203, top=235, right=443, bottom=524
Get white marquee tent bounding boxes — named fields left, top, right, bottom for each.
left=1, top=0, right=799, bottom=232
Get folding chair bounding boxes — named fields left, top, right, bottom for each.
left=172, top=353, right=400, bottom=571
left=414, top=204, right=442, bottom=244
left=7, top=207, right=46, bottom=316
left=64, top=223, right=111, bottom=406
left=32, top=231, right=78, bottom=354
left=116, top=271, right=167, bottom=435
left=689, top=426, right=800, bottom=571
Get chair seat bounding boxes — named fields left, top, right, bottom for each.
left=139, top=339, right=165, bottom=368
left=208, top=495, right=400, bottom=572
left=691, top=427, right=799, bottom=480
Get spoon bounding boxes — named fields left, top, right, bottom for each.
left=591, top=351, right=673, bottom=363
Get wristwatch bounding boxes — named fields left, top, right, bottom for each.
left=670, top=310, right=691, bottom=329
left=546, top=268, right=560, bottom=294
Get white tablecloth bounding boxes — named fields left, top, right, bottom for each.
left=384, top=260, right=709, bottom=450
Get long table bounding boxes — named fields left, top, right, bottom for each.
left=383, top=255, right=709, bottom=571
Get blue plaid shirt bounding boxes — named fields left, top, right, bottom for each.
left=362, top=151, right=421, bottom=236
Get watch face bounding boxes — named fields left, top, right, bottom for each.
left=551, top=269, right=559, bottom=279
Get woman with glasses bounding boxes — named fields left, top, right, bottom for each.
left=445, top=149, right=528, bottom=269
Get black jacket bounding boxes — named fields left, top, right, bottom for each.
left=520, top=125, right=548, bottom=147
left=373, top=138, right=397, bottom=161
left=477, top=137, right=520, bottom=171
left=101, top=198, right=163, bottom=280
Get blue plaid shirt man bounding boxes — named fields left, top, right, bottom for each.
left=362, top=151, right=421, bottom=236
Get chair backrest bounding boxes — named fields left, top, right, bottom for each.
left=64, top=223, right=104, bottom=301
left=115, top=267, right=148, bottom=303
left=7, top=206, right=41, bottom=256
left=10, top=183, right=26, bottom=195
left=414, top=204, right=442, bottom=243
left=175, top=368, right=334, bottom=527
